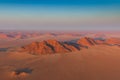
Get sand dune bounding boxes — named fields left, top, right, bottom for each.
left=0, top=45, right=120, bottom=80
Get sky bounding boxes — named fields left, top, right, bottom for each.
left=0, top=0, right=120, bottom=31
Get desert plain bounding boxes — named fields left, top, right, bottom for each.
left=0, top=31, right=120, bottom=80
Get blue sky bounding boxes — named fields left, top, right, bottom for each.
left=0, top=0, right=120, bottom=31
left=0, top=0, right=120, bottom=5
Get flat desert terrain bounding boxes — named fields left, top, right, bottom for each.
left=0, top=45, right=120, bottom=80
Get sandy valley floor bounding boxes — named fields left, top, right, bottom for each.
left=0, top=45, right=120, bottom=80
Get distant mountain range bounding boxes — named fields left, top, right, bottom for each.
left=10, top=37, right=119, bottom=55
left=0, top=31, right=120, bottom=40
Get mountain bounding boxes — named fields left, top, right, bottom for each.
left=0, top=34, right=8, bottom=39
left=105, top=38, right=120, bottom=45
left=11, top=37, right=120, bottom=55
left=21, top=41, right=54, bottom=55
left=21, top=39, right=80, bottom=55
left=77, top=37, right=97, bottom=47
